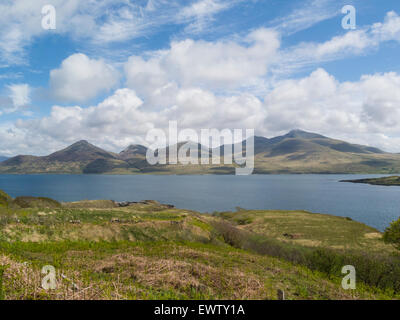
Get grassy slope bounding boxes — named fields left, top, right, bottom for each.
left=0, top=197, right=398, bottom=300
left=216, top=209, right=395, bottom=254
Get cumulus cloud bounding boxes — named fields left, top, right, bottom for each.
left=14, top=89, right=160, bottom=153
left=9, top=86, right=265, bottom=154
left=125, top=27, right=280, bottom=98
left=49, top=53, right=120, bottom=103
left=3, top=6, right=400, bottom=155
left=1, top=68, right=399, bottom=156
left=262, top=69, right=400, bottom=151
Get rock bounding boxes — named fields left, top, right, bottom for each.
left=141, top=200, right=160, bottom=205
left=101, top=266, right=115, bottom=273
left=277, top=289, right=285, bottom=300
left=69, top=220, right=81, bottom=224
left=283, top=233, right=294, bottom=239
left=116, top=201, right=138, bottom=207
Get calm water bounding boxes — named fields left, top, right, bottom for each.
left=0, top=174, right=399, bottom=231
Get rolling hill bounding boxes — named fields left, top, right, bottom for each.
left=0, top=156, right=8, bottom=162
left=1, top=129, right=400, bottom=174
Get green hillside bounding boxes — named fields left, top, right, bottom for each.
left=0, top=190, right=399, bottom=300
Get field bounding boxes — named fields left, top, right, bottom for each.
left=0, top=192, right=399, bottom=300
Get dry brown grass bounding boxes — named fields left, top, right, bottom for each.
left=0, top=255, right=108, bottom=300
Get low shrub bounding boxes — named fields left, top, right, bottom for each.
left=0, top=190, right=12, bottom=208
left=383, top=217, right=400, bottom=250
left=13, top=196, right=61, bottom=209
left=212, top=219, right=400, bottom=293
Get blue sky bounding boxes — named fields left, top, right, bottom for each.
left=0, top=0, right=400, bottom=155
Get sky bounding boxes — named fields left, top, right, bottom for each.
left=0, top=0, right=400, bottom=156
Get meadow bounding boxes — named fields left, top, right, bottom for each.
left=0, top=191, right=399, bottom=300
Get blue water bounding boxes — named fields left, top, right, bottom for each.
left=0, top=174, right=399, bottom=231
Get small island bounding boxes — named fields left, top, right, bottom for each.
left=341, top=175, right=400, bottom=186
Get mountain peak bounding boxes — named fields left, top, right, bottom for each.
left=285, top=129, right=326, bottom=139
left=46, top=140, right=116, bottom=162
left=119, top=144, right=147, bottom=160
left=71, top=140, right=90, bottom=146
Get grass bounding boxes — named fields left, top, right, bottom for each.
left=0, top=190, right=399, bottom=300
left=215, top=209, right=395, bottom=254
left=212, top=212, right=400, bottom=294
left=0, top=241, right=392, bottom=300
left=13, top=196, right=61, bottom=209
left=0, top=190, right=13, bottom=208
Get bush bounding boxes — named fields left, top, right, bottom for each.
left=0, top=190, right=12, bottom=208
left=13, top=196, right=61, bottom=209
left=212, top=219, right=400, bottom=293
left=211, top=220, right=246, bottom=247
left=383, top=217, right=400, bottom=250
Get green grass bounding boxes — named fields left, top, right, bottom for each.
left=0, top=191, right=399, bottom=300
left=215, top=209, right=393, bottom=254
left=0, top=240, right=393, bottom=300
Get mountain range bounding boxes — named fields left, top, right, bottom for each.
left=1, top=129, right=400, bottom=174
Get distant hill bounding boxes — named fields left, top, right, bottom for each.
left=0, top=156, right=9, bottom=162
left=119, top=144, right=147, bottom=160
left=45, top=140, right=117, bottom=162
left=1, top=130, right=399, bottom=174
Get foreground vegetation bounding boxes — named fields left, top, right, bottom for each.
left=0, top=191, right=399, bottom=300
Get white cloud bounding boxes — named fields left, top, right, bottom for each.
left=125, top=27, right=280, bottom=96
left=261, top=69, right=400, bottom=151
left=271, top=0, right=339, bottom=35
left=0, top=0, right=81, bottom=65
left=371, top=11, right=400, bottom=41
left=0, top=84, right=31, bottom=115
left=0, top=0, right=246, bottom=65
left=180, top=0, right=228, bottom=18
left=8, top=84, right=31, bottom=110
left=274, top=11, right=400, bottom=76
left=178, top=0, right=232, bottom=34
left=50, top=53, right=120, bottom=103
left=3, top=5, right=400, bottom=155
left=2, top=68, right=400, bottom=155
left=2, top=85, right=265, bottom=155
left=14, top=89, right=160, bottom=153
